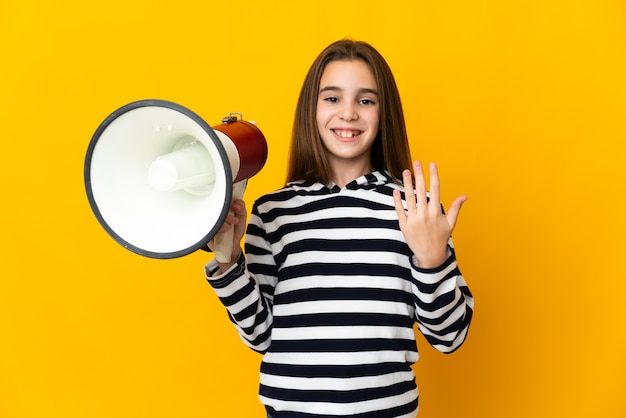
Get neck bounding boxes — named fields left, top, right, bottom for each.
left=328, top=159, right=374, bottom=188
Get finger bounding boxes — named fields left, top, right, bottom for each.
left=215, top=201, right=244, bottom=235
left=224, top=209, right=238, bottom=225
left=218, top=221, right=234, bottom=234
left=412, top=161, right=427, bottom=208
left=401, top=168, right=416, bottom=214
left=393, top=189, right=407, bottom=227
left=231, top=199, right=246, bottom=216
left=428, top=162, right=441, bottom=214
left=444, top=195, right=468, bottom=231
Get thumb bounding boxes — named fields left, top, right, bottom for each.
left=445, top=195, right=468, bottom=231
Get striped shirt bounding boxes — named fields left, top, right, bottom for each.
left=206, top=171, right=474, bottom=418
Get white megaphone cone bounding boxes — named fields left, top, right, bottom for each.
left=84, top=100, right=268, bottom=260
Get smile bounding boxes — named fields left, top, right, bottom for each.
left=333, top=129, right=362, bottom=139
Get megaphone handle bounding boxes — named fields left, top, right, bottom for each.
left=213, top=180, right=248, bottom=263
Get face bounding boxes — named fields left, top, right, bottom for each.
left=316, top=59, right=380, bottom=174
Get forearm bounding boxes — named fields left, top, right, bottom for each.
left=411, top=247, right=474, bottom=353
left=205, top=253, right=273, bottom=353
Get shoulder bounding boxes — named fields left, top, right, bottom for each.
left=251, top=181, right=326, bottom=215
left=255, top=178, right=339, bottom=202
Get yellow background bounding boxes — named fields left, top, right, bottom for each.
left=1, top=0, right=625, bottom=417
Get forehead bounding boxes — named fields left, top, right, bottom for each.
left=319, top=59, right=377, bottom=90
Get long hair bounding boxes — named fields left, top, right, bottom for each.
left=286, top=39, right=413, bottom=185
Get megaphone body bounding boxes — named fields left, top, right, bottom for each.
left=84, top=99, right=268, bottom=260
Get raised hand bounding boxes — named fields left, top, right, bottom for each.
left=393, top=161, right=467, bottom=268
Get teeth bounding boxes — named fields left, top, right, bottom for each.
left=335, top=130, right=358, bottom=138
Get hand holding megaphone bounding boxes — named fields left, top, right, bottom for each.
left=84, top=100, right=267, bottom=259
left=209, top=182, right=248, bottom=264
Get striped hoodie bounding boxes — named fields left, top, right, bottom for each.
left=206, top=171, right=474, bottom=418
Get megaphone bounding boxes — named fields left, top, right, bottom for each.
left=84, top=99, right=268, bottom=261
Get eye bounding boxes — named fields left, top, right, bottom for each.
left=359, top=98, right=376, bottom=106
left=323, top=96, right=339, bottom=103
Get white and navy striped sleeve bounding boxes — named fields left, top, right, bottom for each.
left=204, top=203, right=278, bottom=353
left=410, top=243, right=474, bottom=353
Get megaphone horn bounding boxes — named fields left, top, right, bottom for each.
left=84, top=99, right=268, bottom=261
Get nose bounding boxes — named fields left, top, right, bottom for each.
left=339, top=103, right=358, bottom=121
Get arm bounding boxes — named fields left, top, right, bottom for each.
left=393, top=161, right=474, bottom=352
left=410, top=242, right=474, bottom=353
left=205, top=202, right=277, bottom=354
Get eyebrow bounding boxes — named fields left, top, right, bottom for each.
left=319, top=86, right=379, bottom=96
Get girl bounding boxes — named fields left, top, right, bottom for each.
left=206, top=39, right=474, bottom=418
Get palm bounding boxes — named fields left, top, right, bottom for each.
left=393, top=161, right=466, bottom=269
